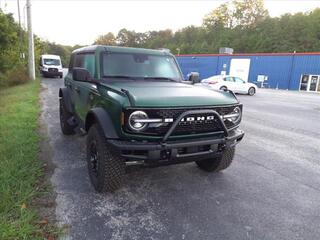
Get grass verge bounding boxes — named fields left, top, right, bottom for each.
left=0, top=81, right=57, bottom=239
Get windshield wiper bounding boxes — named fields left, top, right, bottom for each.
left=143, top=77, right=178, bottom=82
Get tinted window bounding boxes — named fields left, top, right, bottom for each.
left=74, top=53, right=95, bottom=77
left=234, top=77, right=245, bottom=83
left=102, top=53, right=181, bottom=80
left=68, top=54, right=75, bottom=72
left=224, top=77, right=234, bottom=82
left=74, top=54, right=84, bottom=68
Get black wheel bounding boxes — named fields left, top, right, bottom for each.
left=59, top=74, right=63, bottom=78
left=87, top=124, right=125, bottom=193
left=220, top=86, right=227, bottom=91
left=248, top=87, right=256, bottom=96
left=59, top=98, right=75, bottom=135
left=196, top=147, right=235, bottom=172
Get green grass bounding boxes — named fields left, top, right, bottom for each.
left=0, top=81, right=53, bottom=239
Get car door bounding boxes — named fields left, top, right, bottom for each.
left=72, top=52, right=96, bottom=121
left=223, top=76, right=236, bottom=91
left=64, top=53, right=76, bottom=109
left=234, top=77, right=247, bottom=93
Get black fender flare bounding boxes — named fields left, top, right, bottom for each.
left=85, top=108, right=119, bottom=139
left=59, top=88, right=73, bottom=113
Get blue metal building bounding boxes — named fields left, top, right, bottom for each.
left=176, top=53, right=320, bottom=91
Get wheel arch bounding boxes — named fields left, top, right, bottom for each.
left=85, top=108, right=119, bottom=139
left=248, top=86, right=256, bottom=95
left=59, top=87, right=73, bottom=113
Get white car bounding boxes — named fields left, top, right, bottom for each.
left=39, top=54, right=63, bottom=78
left=199, top=75, right=258, bottom=96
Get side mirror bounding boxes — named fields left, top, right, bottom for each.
left=73, top=67, right=91, bottom=82
left=188, top=72, right=200, bottom=84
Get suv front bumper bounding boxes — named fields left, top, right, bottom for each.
left=108, top=128, right=244, bottom=165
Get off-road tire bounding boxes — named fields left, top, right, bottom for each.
left=59, top=98, right=75, bottom=135
left=196, top=147, right=235, bottom=172
left=87, top=124, right=125, bottom=193
left=248, top=87, right=255, bottom=96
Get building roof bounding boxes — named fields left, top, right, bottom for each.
left=177, top=52, right=320, bottom=57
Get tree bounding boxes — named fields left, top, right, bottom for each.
left=0, top=11, right=19, bottom=73
left=94, top=32, right=116, bottom=45
left=116, top=28, right=139, bottom=47
left=203, top=3, right=234, bottom=28
left=233, top=0, right=269, bottom=27
left=203, top=0, right=269, bottom=29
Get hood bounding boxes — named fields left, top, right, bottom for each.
left=102, top=80, right=238, bottom=107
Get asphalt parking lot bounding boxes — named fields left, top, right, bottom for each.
left=41, top=74, right=320, bottom=240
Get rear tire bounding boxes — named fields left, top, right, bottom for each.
left=248, top=87, right=256, bottom=96
left=59, top=98, right=75, bottom=135
left=196, top=147, right=235, bottom=172
left=220, top=86, right=227, bottom=91
left=87, top=124, right=125, bottom=193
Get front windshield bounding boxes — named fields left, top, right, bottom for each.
left=102, top=52, right=182, bottom=81
left=44, top=58, right=61, bottom=66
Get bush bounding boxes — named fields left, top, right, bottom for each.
left=0, top=67, right=30, bottom=87
left=0, top=72, right=6, bottom=89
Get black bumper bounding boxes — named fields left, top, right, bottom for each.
left=108, top=129, right=244, bottom=165
left=43, top=71, right=62, bottom=77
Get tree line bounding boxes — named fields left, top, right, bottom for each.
left=0, top=9, right=78, bottom=87
left=94, top=0, right=320, bottom=54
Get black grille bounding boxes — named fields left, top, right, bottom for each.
left=124, top=105, right=240, bottom=136
left=48, top=68, right=58, bottom=72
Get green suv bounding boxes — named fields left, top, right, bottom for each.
left=59, top=45, right=244, bottom=192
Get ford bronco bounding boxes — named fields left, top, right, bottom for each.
left=59, top=45, right=244, bottom=192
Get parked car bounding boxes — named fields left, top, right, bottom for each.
left=200, top=75, right=258, bottom=96
left=59, top=45, right=244, bottom=192
left=40, top=54, right=63, bottom=78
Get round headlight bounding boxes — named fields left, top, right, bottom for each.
left=128, top=111, right=148, bottom=132
left=229, top=106, right=241, bottom=123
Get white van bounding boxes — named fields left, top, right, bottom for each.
left=40, top=54, right=63, bottom=78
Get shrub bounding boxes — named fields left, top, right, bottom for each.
left=6, top=67, right=30, bottom=87
left=0, top=71, right=7, bottom=89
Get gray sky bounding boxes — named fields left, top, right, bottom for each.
left=1, top=0, right=320, bottom=46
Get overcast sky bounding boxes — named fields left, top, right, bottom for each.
left=1, top=0, right=319, bottom=46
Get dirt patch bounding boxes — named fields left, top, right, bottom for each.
left=32, top=85, right=59, bottom=239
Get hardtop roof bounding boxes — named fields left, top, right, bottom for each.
left=72, top=45, right=172, bottom=56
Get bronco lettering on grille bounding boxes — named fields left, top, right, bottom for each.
left=164, top=115, right=215, bottom=123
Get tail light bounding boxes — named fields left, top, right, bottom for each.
left=208, top=80, right=218, bottom=84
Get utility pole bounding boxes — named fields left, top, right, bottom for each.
left=26, top=0, right=35, bottom=80
left=17, top=0, right=23, bottom=59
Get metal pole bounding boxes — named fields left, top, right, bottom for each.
left=26, top=0, right=35, bottom=80
left=17, top=0, right=21, bottom=29
left=17, top=0, right=23, bottom=59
